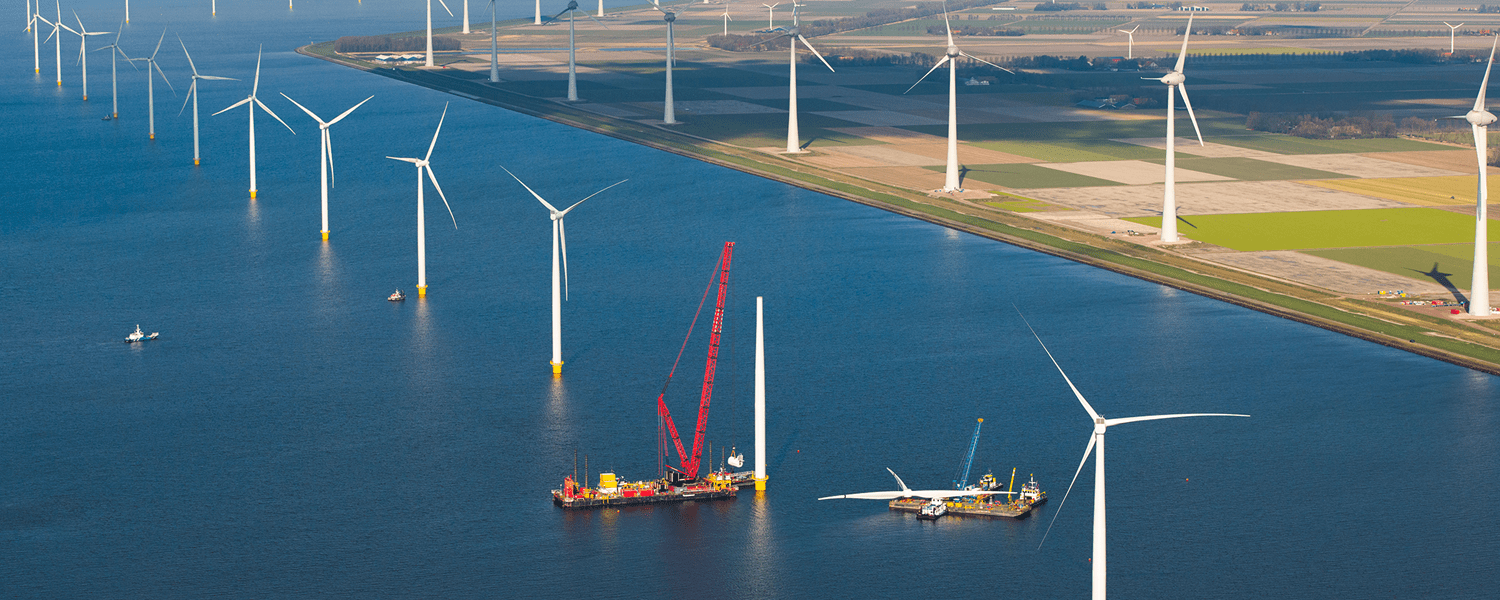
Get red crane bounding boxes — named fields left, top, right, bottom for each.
left=657, top=242, right=734, bottom=481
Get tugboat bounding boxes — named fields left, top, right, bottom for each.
left=388, top=289, right=406, bottom=302
left=125, top=325, right=158, bottom=343
left=916, top=497, right=947, bottom=520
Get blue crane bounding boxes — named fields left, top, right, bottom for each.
left=952, top=418, right=983, bottom=489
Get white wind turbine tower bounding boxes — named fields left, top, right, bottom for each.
left=38, top=0, right=62, bottom=85
left=424, top=0, right=454, bottom=68
left=66, top=13, right=110, bottom=101
left=653, top=1, right=689, bottom=124
left=96, top=22, right=133, bottom=119
left=124, top=0, right=128, bottom=23
left=213, top=47, right=295, bottom=199
left=488, top=0, right=499, bottom=82
left=534, top=0, right=540, bottom=24
left=544, top=0, right=609, bottom=102
left=1455, top=37, right=1498, bottom=317
left=131, top=29, right=173, bottom=140
left=1023, top=318, right=1248, bottom=600
left=1446, top=22, right=1464, bottom=54
left=1118, top=25, right=1138, bottom=60
left=386, top=104, right=458, bottom=299
left=281, top=93, right=374, bottom=241
left=1148, top=14, right=1203, bottom=243
left=597, top=0, right=604, bottom=17
left=499, top=166, right=627, bottom=375
left=461, top=0, right=468, bottom=33
left=757, top=4, right=834, bottom=154
left=30, top=0, right=40, bottom=74
left=905, top=2, right=1010, bottom=191
left=179, top=37, right=235, bottom=165
left=722, top=3, right=731, bottom=36
left=761, top=2, right=776, bottom=29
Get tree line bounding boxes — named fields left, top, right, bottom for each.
left=927, top=24, right=1025, bottom=36
left=795, top=0, right=1008, bottom=38
left=334, top=36, right=459, bottom=53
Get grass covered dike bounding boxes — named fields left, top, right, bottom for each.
left=297, top=42, right=1500, bottom=374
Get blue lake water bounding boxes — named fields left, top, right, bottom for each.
left=2, top=1, right=1498, bottom=597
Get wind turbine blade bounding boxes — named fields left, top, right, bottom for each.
left=886, top=468, right=912, bottom=493
left=151, top=27, right=165, bottom=60
left=119, top=47, right=138, bottom=69
left=1129, top=24, right=1139, bottom=34
left=1105, top=413, right=1250, bottom=427
left=437, top=0, right=454, bottom=17
left=817, top=491, right=909, bottom=500
left=56, top=21, right=76, bottom=35
left=326, top=129, right=336, bottom=189
left=424, top=165, right=458, bottom=229
left=178, top=81, right=194, bottom=116
left=942, top=1, right=953, bottom=47
left=198, top=75, right=236, bottom=81
left=425, top=103, right=448, bottom=162
left=212, top=97, right=252, bottom=116
left=560, top=179, right=628, bottom=216
left=327, top=95, right=373, bottom=126
left=1038, top=434, right=1096, bottom=549
left=1178, top=83, right=1204, bottom=146
left=545, top=6, right=569, bottom=22
left=798, top=35, right=834, bottom=72
left=904, top=55, right=949, bottom=94
left=1173, top=14, right=1192, bottom=74
left=959, top=50, right=1013, bottom=74
left=498, top=165, right=561, bottom=213
left=252, top=47, right=263, bottom=97
left=1477, top=36, right=1497, bottom=112
left=113, top=20, right=122, bottom=45
left=1016, top=311, right=1102, bottom=421
left=750, top=32, right=792, bottom=49
left=387, top=156, right=421, bottom=164
left=178, top=35, right=198, bottom=76
left=153, top=61, right=175, bottom=93
left=586, top=12, right=609, bottom=29
left=279, top=92, right=325, bottom=124
left=72, top=10, right=84, bottom=34
left=253, top=97, right=296, bottom=134
left=559, top=217, right=569, bottom=300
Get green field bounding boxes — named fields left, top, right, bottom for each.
left=1304, top=244, right=1500, bottom=291
left=1124, top=208, right=1480, bottom=251
left=1143, top=157, right=1352, bottom=181
left=906, top=118, right=1248, bottom=143
left=983, top=193, right=1073, bottom=212
left=1210, top=135, right=1450, bottom=155
left=971, top=139, right=1167, bottom=162
left=942, top=164, right=1123, bottom=189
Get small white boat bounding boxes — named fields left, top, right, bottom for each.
left=916, top=497, right=947, bottom=520
left=388, top=289, right=406, bottom=302
left=125, top=325, right=158, bottom=343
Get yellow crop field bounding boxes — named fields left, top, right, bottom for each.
left=1300, top=176, right=1480, bottom=207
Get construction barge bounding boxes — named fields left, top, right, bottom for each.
left=889, top=472, right=1047, bottom=519
left=552, top=471, right=745, bottom=509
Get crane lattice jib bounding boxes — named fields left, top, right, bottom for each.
left=956, top=418, right=983, bottom=489
left=685, top=242, right=733, bottom=479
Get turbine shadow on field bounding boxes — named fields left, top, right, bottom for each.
left=1177, top=216, right=1198, bottom=230
left=1411, top=262, right=1468, bottom=304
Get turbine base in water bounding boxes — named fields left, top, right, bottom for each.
left=754, top=476, right=766, bottom=491
left=321, top=230, right=329, bottom=241
left=193, top=158, right=200, bottom=166
left=551, top=360, right=563, bottom=375
left=418, top=285, right=427, bottom=298
left=249, top=189, right=257, bottom=199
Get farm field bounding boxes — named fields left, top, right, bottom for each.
left=1301, top=175, right=1482, bottom=206
left=1124, top=208, right=1480, bottom=251
left=1304, top=244, right=1500, bottom=291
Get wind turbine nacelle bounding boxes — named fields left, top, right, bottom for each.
left=947, top=46, right=960, bottom=58
left=664, top=12, right=675, bottom=22
left=566, top=0, right=578, bottom=9
left=1469, top=109, right=1498, bottom=127
left=550, top=211, right=562, bottom=220
left=1160, top=72, right=1185, bottom=86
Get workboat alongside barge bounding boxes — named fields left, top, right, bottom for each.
left=890, top=472, right=1047, bottom=519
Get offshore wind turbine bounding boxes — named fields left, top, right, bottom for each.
left=1023, top=319, right=1248, bottom=600
left=386, top=104, right=458, bottom=299
left=281, top=93, right=374, bottom=241
left=543, top=0, right=608, bottom=102
left=96, top=21, right=132, bottom=118
left=499, top=166, right=627, bottom=375
left=30, top=0, right=40, bottom=73
left=131, top=29, right=173, bottom=140
left=424, top=0, right=454, bottom=67
left=905, top=2, right=1011, bottom=191
left=66, top=13, right=110, bottom=101
left=39, top=0, right=61, bottom=85
left=653, top=1, right=689, bottom=124
left=124, top=0, right=128, bottom=23
left=213, top=46, right=295, bottom=199
left=1446, top=22, right=1464, bottom=54
left=1455, top=37, right=1497, bottom=317
left=1147, top=14, right=1203, bottom=243
left=757, top=4, right=834, bottom=154
left=179, top=37, right=235, bottom=165
left=761, top=2, right=776, bottom=29
left=1118, top=25, right=1138, bottom=60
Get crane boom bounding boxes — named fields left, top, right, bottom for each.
left=658, top=242, right=734, bottom=481
left=954, top=418, right=983, bottom=489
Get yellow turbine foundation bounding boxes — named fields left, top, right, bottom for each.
left=82, top=95, right=87, bottom=100
left=551, top=361, right=563, bottom=375
left=193, top=158, right=200, bottom=166
left=417, top=285, right=427, bottom=298
left=149, top=133, right=154, bottom=140
left=249, top=189, right=257, bottom=199
left=754, top=476, right=767, bottom=491
left=321, top=230, right=329, bottom=241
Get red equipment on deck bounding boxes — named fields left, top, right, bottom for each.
left=657, top=242, right=734, bottom=481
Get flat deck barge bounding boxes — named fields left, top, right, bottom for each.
left=888, top=495, right=1047, bottom=519
left=552, top=472, right=740, bottom=510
